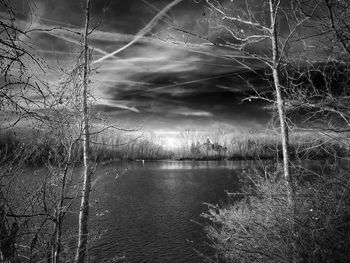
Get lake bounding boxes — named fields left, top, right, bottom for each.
left=16, top=159, right=328, bottom=262
left=81, top=160, right=257, bottom=262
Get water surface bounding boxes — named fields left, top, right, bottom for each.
left=86, top=160, right=247, bottom=262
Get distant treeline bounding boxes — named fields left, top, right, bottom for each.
left=174, top=130, right=349, bottom=161
left=0, top=128, right=173, bottom=166
left=0, top=128, right=348, bottom=166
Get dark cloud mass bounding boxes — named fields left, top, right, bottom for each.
left=2, top=0, right=281, bottom=133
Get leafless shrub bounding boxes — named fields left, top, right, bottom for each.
left=203, top=167, right=350, bottom=262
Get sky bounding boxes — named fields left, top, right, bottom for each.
left=1, top=0, right=333, bottom=143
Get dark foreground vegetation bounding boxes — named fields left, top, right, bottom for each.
left=203, top=162, right=350, bottom=262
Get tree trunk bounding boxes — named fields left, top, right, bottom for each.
left=269, top=1, right=296, bottom=262
left=269, top=0, right=294, bottom=204
left=0, top=199, right=18, bottom=262
left=54, top=150, right=73, bottom=263
left=75, top=0, right=93, bottom=262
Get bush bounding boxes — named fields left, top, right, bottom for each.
left=203, top=168, right=350, bottom=262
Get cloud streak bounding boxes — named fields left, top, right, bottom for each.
left=92, top=0, right=184, bottom=64
left=8, top=0, right=280, bottom=132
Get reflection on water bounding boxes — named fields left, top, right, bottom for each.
left=85, top=160, right=245, bottom=262
left=63, top=159, right=343, bottom=262
left=119, top=160, right=258, bottom=170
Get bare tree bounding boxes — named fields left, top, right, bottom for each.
left=268, top=0, right=294, bottom=204
left=172, top=1, right=315, bottom=261
left=0, top=1, right=54, bottom=261
left=0, top=0, right=50, bottom=124
left=298, top=0, right=350, bottom=56
left=179, top=128, right=199, bottom=157
left=74, top=0, right=93, bottom=262
left=282, top=1, right=350, bottom=150
left=194, top=0, right=310, bottom=205
left=324, top=0, right=350, bottom=55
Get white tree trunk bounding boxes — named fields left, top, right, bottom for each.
left=75, top=0, right=93, bottom=262
left=269, top=0, right=294, bottom=204
left=269, top=1, right=296, bottom=261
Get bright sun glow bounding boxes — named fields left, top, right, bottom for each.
left=162, top=136, right=181, bottom=149
left=154, top=130, right=182, bottom=150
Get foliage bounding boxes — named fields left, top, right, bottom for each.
left=203, top=166, right=350, bottom=262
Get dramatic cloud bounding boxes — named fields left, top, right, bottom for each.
left=6, top=0, right=327, bottom=133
